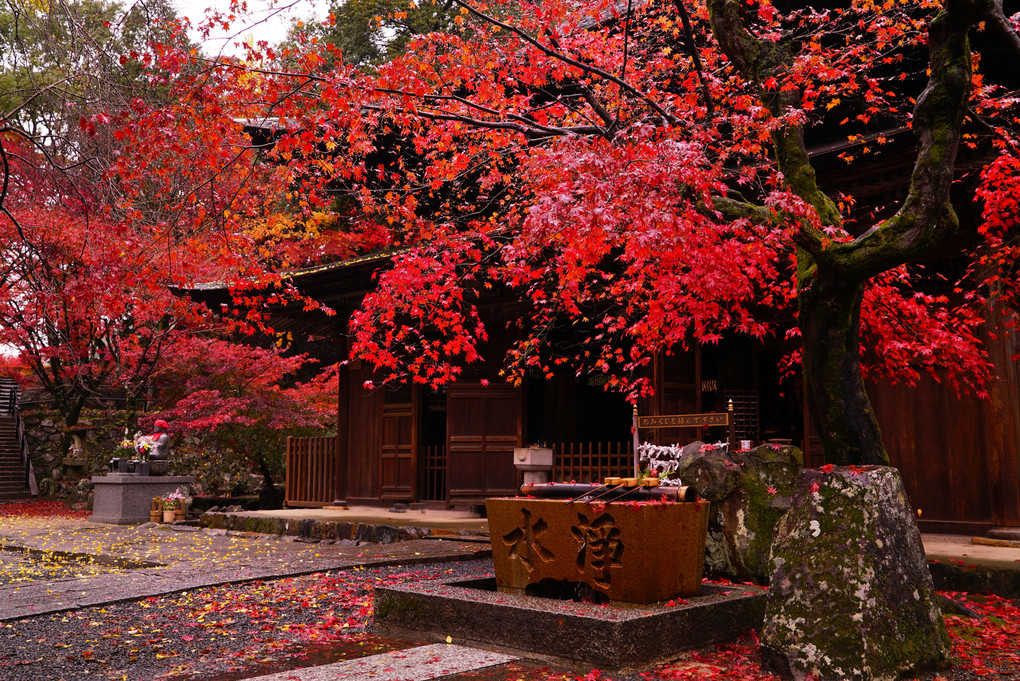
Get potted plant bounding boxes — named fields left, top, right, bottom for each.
left=111, top=439, right=136, bottom=473
left=161, top=488, right=185, bottom=522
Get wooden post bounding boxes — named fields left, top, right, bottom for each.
left=632, top=405, right=640, bottom=478
left=728, top=399, right=736, bottom=451
left=334, top=351, right=351, bottom=507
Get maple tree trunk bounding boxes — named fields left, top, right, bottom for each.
left=799, top=263, right=888, bottom=466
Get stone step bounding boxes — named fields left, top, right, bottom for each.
left=239, top=643, right=516, bottom=681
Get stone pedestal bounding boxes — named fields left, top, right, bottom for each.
left=761, top=466, right=950, bottom=680
left=89, top=474, right=195, bottom=524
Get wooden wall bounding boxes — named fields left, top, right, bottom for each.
left=866, top=300, right=1020, bottom=533
left=870, top=376, right=994, bottom=534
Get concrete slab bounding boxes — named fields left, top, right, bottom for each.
left=241, top=643, right=516, bottom=681
left=202, top=506, right=490, bottom=542
left=922, top=533, right=1020, bottom=570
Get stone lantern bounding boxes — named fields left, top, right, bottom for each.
left=513, top=446, right=554, bottom=485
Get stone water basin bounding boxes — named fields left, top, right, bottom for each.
left=486, top=496, right=711, bottom=604
left=372, top=573, right=766, bottom=671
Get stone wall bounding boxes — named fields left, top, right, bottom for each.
left=22, top=406, right=292, bottom=503
left=22, top=407, right=128, bottom=502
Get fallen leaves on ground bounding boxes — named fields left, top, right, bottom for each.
left=0, top=562, right=486, bottom=680
left=1, top=501, right=1018, bottom=681
left=0, top=500, right=89, bottom=520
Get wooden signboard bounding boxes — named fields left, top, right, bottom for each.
left=636, top=412, right=730, bottom=429
left=631, top=403, right=737, bottom=477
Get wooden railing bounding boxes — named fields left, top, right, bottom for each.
left=285, top=435, right=336, bottom=508
left=0, top=379, right=35, bottom=495
left=551, top=441, right=633, bottom=484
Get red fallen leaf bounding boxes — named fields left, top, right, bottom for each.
left=0, top=501, right=89, bottom=519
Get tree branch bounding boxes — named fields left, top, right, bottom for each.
left=828, top=0, right=980, bottom=278
left=711, top=195, right=781, bottom=227
left=448, top=0, right=678, bottom=126
left=706, top=0, right=842, bottom=252
left=361, top=102, right=605, bottom=139
left=670, top=0, right=714, bottom=117
left=982, top=0, right=1020, bottom=56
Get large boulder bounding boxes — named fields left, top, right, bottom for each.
left=761, top=466, right=950, bottom=680
left=640, top=441, right=802, bottom=583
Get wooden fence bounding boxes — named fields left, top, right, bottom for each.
left=421, top=445, right=447, bottom=501
left=551, top=441, right=633, bottom=484
left=285, top=435, right=336, bottom=507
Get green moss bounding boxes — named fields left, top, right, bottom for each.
left=375, top=595, right=428, bottom=622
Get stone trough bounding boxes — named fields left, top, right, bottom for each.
left=373, top=573, right=766, bottom=671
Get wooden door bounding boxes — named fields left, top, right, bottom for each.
left=655, top=347, right=703, bottom=444
left=381, top=401, right=415, bottom=500
left=447, top=383, right=521, bottom=503
left=345, top=364, right=383, bottom=503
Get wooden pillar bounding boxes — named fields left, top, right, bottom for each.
left=334, top=338, right=350, bottom=507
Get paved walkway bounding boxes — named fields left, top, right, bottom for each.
left=923, top=532, right=1020, bottom=570
left=0, top=515, right=490, bottom=622
left=2, top=509, right=1019, bottom=680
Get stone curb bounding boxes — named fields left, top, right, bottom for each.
left=200, top=511, right=490, bottom=544
left=928, top=560, right=1020, bottom=599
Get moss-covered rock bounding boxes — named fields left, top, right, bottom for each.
left=761, top=466, right=950, bottom=680
left=664, top=442, right=802, bottom=583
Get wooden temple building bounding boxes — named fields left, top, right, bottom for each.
left=188, top=151, right=1020, bottom=537
left=187, top=105, right=1020, bottom=536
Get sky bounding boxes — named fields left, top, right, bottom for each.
left=172, top=0, right=326, bottom=56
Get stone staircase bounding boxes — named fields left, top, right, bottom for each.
left=0, top=378, right=33, bottom=501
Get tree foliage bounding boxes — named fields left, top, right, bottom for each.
left=295, top=0, right=464, bottom=68
left=0, top=0, right=276, bottom=430
left=16, top=0, right=1020, bottom=467
left=150, top=335, right=337, bottom=489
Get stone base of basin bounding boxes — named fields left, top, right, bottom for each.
left=373, top=575, right=766, bottom=671
left=90, top=474, right=195, bottom=524
left=487, top=497, right=710, bottom=604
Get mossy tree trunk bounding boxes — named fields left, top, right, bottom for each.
left=707, top=0, right=999, bottom=465
left=798, top=272, right=887, bottom=465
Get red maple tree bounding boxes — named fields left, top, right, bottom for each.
left=148, top=335, right=337, bottom=493
left=120, top=0, right=1020, bottom=467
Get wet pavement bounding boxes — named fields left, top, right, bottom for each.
left=0, top=515, right=490, bottom=622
